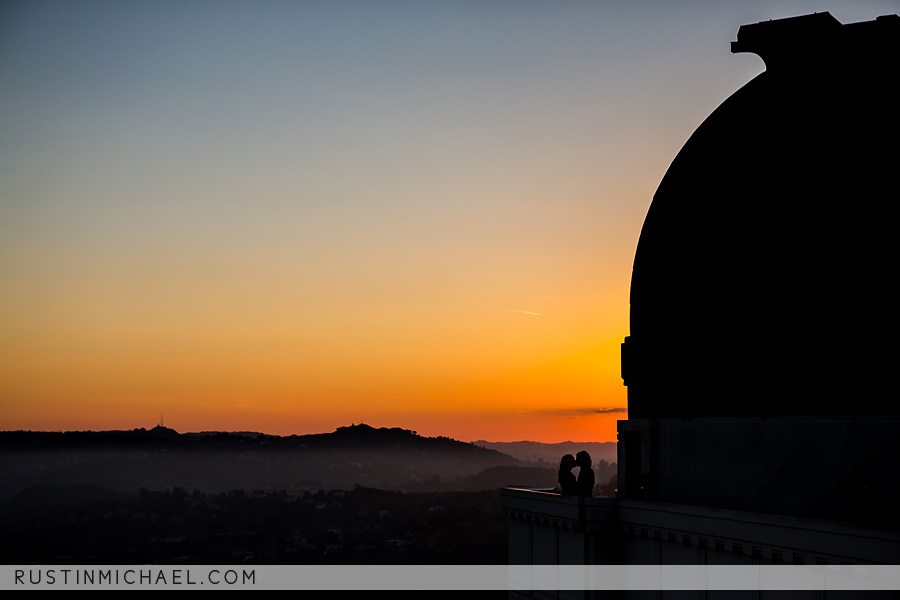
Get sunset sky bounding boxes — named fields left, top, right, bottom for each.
left=1, top=1, right=894, bottom=443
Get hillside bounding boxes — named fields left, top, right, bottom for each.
left=0, top=424, right=520, bottom=498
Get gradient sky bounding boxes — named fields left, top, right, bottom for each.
left=1, top=0, right=895, bottom=443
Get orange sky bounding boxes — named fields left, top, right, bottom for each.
left=13, top=1, right=871, bottom=442
left=0, top=268, right=630, bottom=442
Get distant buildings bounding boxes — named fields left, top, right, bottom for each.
left=502, top=12, right=900, bottom=599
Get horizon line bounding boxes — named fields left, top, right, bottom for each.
left=0, top=422, right=618, bottom=445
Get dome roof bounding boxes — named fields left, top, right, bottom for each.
left=622, top=13, right=899, bottom=418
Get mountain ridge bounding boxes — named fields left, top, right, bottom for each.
left=0, top=424, right=518, bottom=498
left=472, top=439, right=617, bottom=465
left=1, top=424, right=616, bottom=459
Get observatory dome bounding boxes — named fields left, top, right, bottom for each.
left=622, top=13, right=899, bottom=418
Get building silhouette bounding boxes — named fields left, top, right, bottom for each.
left=502, top=12, right=900, bottom=598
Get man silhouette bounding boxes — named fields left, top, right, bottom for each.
left=575, top=451, right=595, bottom=497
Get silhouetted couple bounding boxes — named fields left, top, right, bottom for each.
left=558, top=451, right=594, bottom=497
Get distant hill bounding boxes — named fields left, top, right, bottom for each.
left=0, top=425, right=622, bottom=498
left=0, top=424, right=522, bottom=497
left=472, top=440, right=617, bottom=466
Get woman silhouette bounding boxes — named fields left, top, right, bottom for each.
left=557, top=454, right=577, bottom=495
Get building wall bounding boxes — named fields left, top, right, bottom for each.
left=502, top=488, right=900, bottom=599
left=617, top=417, right=900, bottom=528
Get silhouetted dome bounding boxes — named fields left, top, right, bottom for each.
left=622, top=13, right=899, bottom=418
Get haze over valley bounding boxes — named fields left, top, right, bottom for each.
left=0, top=424, right=617, bottom=501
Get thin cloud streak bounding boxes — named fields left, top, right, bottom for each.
left=528, top=407, right=628, bottom=417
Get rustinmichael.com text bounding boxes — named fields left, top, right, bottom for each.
left=15, top=567, right=256, bottom=588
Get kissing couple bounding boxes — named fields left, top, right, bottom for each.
left=557, top=450, right=594, bottom=497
